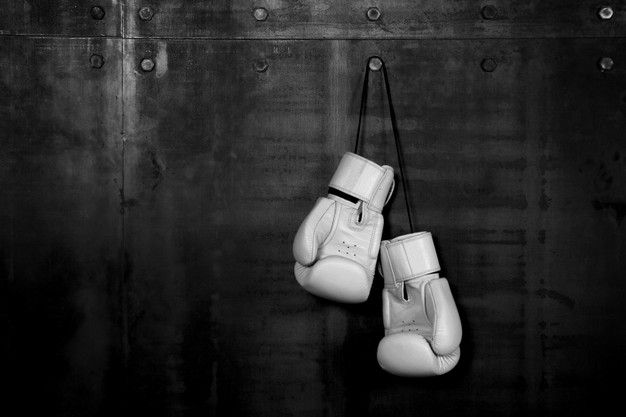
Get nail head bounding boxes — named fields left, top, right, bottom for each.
left=366, top=7, right=381, bottom=21
left=90, top=6, right=105, bottom=20
left=140, top=58, right=155, bottom=72
left=481, top=5, right=498, bottom=20
left=90, top=54, right=104, bottom=69
left=138, top=6, right=155, bottom=21
left=368, top=57, right=383, bottom=71
left=253, top=7, right=268, bottom=21
left=598, top=57, right=614, bottom=72
left=253, top=59, right=268, bottom=73
left=598, top=6, right=614, bottom=20
left=481, top=58, right=497, bottom=72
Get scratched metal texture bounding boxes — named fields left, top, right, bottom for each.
left=0, top=37, right=124, bottom=415
left=0, top=1, right=121, bottom=36
left=125, top=0, right=626, bottom=39
left=1, top=2, right=626, bottom=417
left=121, top=39, right=626, bottom=416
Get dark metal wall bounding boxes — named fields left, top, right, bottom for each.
left=2, top=2, right=625, bottom=416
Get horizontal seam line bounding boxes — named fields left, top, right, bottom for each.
left=2, top=34, right=626, bottom=40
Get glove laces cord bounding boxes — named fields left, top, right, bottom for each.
left=354, top=57, right=415, bottom=234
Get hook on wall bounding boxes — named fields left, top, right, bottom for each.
left=368, top=56, right=383, bottom=71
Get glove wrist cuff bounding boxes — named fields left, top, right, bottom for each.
left=328, top=152, right=394, bottom=212
left=380, top=232, right=441, bottom=286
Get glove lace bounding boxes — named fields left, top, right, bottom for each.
left=354, top=57, right=415, bottom=234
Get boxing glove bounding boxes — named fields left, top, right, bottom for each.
left=377, top=232, right=462, bottom=376
left=293, top=152, right=394, bottom=303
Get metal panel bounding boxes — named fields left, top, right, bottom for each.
left=125, top=0, right=626, bottom=39
left=1, top=37, right=123, bottom=415
left=0, top=0, right=121, bottom=37
left=122, top=39, right=626, bottom=416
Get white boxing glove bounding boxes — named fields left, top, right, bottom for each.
left=377, top=232, right=462, bottom=376
left=293, top=152, right=394, bottom=303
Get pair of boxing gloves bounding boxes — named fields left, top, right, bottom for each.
left=293, top=152, right=462, bottom=377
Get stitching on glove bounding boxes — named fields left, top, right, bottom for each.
left=367, top=214, right=380, bottom=258
left=370, top=170, right=390, bottom=212
left=322, top=201, right=343, bottom=248
left=384, top=232, right=430, bottom=248
left=383, top=269, right=440, bottom=286
left=308, top=201, right=335, bottom=263
left=400, top=243, right=412, bottom=281
left=385, top=244, right=398, bottom=286
left=428, top=283, right=440, bottom=349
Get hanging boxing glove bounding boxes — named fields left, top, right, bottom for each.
left=377, top=232, right=462, bottom=376
left=293, top=152, right=394, bottom=303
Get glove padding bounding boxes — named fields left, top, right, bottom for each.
left=293, top=152, right=394, bottom=303
left=377, top=232, right=462, bottom=376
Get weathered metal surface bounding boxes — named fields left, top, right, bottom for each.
left=121, top=39, right=626, bottom=416
left=1, top=37, right=123, bottom=414
left=124, top=0, right=626, bottom=39
left=0, top=0, right=120, bottom=36
left=2, top=1, right=626, bottom=415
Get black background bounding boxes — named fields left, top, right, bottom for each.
left=2, top=1, right=626, bottom=416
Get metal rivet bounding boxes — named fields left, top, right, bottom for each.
left=140, top=58, right=155, bottom=72
left=368, top=56, right=383, bottom=71
left=598, top=57, right=614, bottom=72
left=138, top=6, right=155, bottom=21
left=90, top=6, right=105, bottom=20
left=253, top=59, right=268, bottom=73
left=366, top=7, right=381, bottom=21
left=90, top=54, right=104, bottom=69
left=481, top=5, right=498, bottom=20
left=481, top=58, right=497, bottom=72
left=253, top=7, right=268, bottom=21
left=598, top=6, right=614, bottom=20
